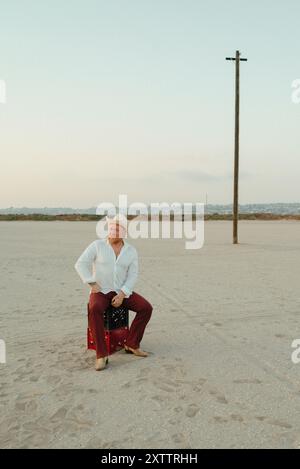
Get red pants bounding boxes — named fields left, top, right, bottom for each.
left=88, top=291, right=153, bottom=358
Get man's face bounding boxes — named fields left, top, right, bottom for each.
left=108, top=222, right=123, bottom=241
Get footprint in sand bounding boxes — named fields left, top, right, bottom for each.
left=268, top=419, right=293, bottom=429
left=151, top=394, right=168, bottom=404
left=171, top=432, right=191, bottom=448
left=50, top=407, right=68, bottom=422
left=233, top=378, right=262, bottom=384
left=29, top=375, right=39, bottom=382
left=192, top=379, right=206, bottom=392
left=214, top=415, right=228, bottom=423
left=230, top=414, right=244, bottom=422
left=185, top=404, right=200, bottom=417
left=46, top=375, right=62, bottom=386
left=85, top=437, right=104, bottom=448
left=209, top=389, right=228, bottom=404
left=155, top=383, right=176, bottom=393
left=174, top=406, right=183, bottom=413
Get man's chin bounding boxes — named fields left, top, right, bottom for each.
left=108, top=236, right=123, bottom=242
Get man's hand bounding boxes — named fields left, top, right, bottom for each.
left=89, top=282, right=101, bottom=293
left=111, top=291, right=125, bottom=307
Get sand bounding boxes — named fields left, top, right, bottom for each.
left=0, top=220, right=300, bottom=449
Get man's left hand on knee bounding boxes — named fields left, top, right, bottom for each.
left=111, top=291, right=125, bottom=307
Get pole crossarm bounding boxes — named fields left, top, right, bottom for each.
left=226, top=57, right=248, bottom=61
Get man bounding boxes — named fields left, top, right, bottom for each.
left=75, top=214, right=153, bottom=371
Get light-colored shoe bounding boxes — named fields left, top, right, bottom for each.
left=124, top=345, right=149, bottom=357
left=95, top=356, right=109, bottom=371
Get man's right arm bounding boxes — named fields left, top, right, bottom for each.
left=74, top=241, right=98, bottom=284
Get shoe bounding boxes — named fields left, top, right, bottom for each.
left=124, top=345, right=148, bottom=357
left=95, top=356, right=109, bottom=371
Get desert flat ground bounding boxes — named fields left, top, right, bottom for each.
left=0, top=220, right=300, bottom=448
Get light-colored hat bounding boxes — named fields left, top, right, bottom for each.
left=105, top=213, right=128, bottom=230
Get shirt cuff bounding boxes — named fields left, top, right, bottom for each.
left=120, top=285, right=131, bottom=298
left=84, top=277, right=96, bottom=285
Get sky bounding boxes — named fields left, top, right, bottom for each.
left=0, top=0, right=300, bottom=208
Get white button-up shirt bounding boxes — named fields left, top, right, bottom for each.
left=74, top=238, right=138, bottom=297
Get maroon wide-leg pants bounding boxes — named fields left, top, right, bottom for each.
left=88, top=291, right=153, bottom=358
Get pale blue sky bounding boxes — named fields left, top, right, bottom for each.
left=0, top=0, right=299, bottom=207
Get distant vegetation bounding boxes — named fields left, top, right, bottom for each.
left=0, top=214, right=103, bottom=221
left=0, top=213, right=300, bottom=221
left=205, top=213, right=300, bottom=220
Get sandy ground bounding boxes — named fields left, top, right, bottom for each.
left=0, top=220, right=300, bottom=449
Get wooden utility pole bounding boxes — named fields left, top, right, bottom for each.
left=226, top=50, right=247, bottom=244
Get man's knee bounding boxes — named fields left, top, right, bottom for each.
left=89, top=298, right=106, bottom=316
left=143, top=300, right=153, bottom=316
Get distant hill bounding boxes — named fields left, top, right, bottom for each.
left=0, top=203, right=300, bottom=216
left=1, top=213, right=300, bottom=221
left=0, top=207, right=98, bottom=215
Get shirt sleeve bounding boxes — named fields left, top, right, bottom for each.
left=74, top=241, right=97, bottom=284
left=121, top=249, right=138, bottom=298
